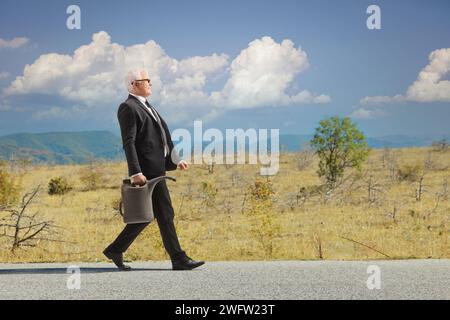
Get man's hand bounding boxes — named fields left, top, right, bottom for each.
left=178, top=160, right=189, bottom=170
left=131, top=173, right=147, bottom=186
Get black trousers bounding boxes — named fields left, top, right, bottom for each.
left=105, top=177, right=186, bottom=261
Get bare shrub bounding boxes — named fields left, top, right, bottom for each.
left=431, top=138, right=449, bottom=152
left=397, top=163, right=423, bottom=182
left=0, top=162, right=22, bottom=207
left=296, top=144, right=315, bottom=171
left=425, top=178, right=449, bottom=219
left=200, top=181, right=218, bottom=207
left=78, top=160, right=104, bottom=191
left=246, top=178, right=279, bottom=258
left=364, top=174, right=385, bottom=205
left=8, top=156, right=33, bottom=175
left=381, top=147, right=392, bottom=169
left=0, top=185, right=64, bottom=252
left=296, top=185, right=325, bottom=206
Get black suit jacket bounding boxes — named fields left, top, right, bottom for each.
left=117, top=94, right=178, bottom=177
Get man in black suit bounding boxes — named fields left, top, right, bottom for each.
left=103, top=69, right=204, bottom=271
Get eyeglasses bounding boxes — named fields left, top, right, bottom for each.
left=133, top=79, right=151, bottom=85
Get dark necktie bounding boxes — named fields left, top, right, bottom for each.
left=145, top=101, right=169, bottom=157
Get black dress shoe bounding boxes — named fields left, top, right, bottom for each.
left=103, top=249, right=131, bottom=271
left=172, top=256, right=205, bottom=270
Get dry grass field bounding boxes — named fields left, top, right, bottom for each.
left=0, top=147, right=448, bottom=263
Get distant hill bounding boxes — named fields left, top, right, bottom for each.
left=0, top=130, right=446, bottom=165
left=279, top=134, right=443, bottom=151
left=0, top=131, right=124, bottom=164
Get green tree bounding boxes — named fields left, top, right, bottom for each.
left=310, top=116, right=370, bottom=189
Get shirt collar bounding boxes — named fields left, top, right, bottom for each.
left=129, top=92, right=148, bottom=105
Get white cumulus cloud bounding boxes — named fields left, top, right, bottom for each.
left=406, top=48, right=450, bottom=102
left=361, top=48, right=450, bottom=105
left=4, top=31, right=330, bottom=122
left=211, top=36, right=329, bottom=109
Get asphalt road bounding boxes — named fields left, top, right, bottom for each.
left=0, top=260, right=448, bottom=300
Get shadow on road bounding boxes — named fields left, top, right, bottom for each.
left=0, top=267, right=172, bottom=275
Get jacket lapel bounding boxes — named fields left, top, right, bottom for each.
left=128, top=94, right=158, bottom=122
left=127, top=94, right=172, bottom=148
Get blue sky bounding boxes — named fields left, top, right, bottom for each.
left=0, top=0, right=449, bottom=138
